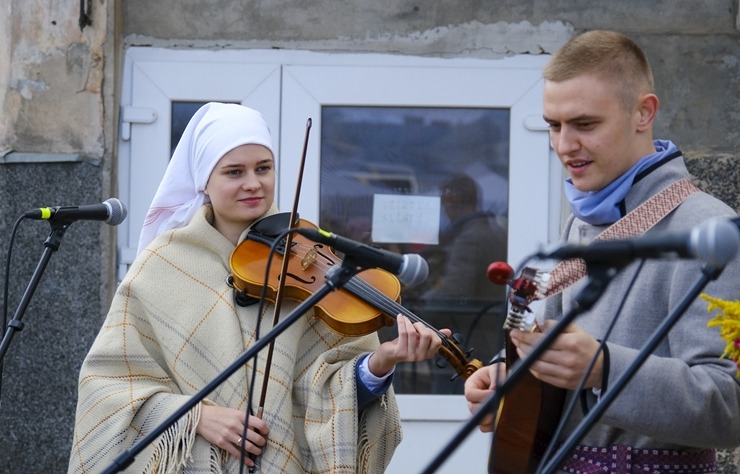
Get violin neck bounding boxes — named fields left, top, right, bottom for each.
left=343, top=277, right=433, bottom=332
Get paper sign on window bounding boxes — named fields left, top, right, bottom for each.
left=371, top=194, right=440, bottom=244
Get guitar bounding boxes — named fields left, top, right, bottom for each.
left=487, top=264, right=566, bottom=474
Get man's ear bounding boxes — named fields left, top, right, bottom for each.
left=636, top=93, right=659, bottom=131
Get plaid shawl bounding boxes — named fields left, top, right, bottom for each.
left=68, top=205, right=402, bottom=473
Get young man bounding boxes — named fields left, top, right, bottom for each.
left=465, top=30, right=740, bottom=473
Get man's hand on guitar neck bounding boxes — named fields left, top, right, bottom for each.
left=510, top=320, right=604, bottom=391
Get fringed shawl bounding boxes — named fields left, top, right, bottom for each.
left=69, top=205, right=402, bottom=473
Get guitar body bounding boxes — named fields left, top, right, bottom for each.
left=488, top=334, right=566, bottom=473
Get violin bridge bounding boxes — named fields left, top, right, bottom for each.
left=301, top=247, right=318, bottom=270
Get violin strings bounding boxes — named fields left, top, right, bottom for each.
left=290, top=241, right=452, bottom=347
left=340, top=277, right=459, bottom=353
left=291, top=241, right=434, bottom=327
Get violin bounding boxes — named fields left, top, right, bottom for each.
left=229, top=212, right=484, bottom=380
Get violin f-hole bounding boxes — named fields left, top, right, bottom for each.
left=278, top=272, right=317, bottom=286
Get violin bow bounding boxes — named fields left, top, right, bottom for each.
left=248, top=118, right=313, bottom=469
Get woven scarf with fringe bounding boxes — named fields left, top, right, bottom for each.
left=68, top=205, right=402, bottom=474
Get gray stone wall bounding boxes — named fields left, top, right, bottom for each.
left=0, top=160, right=108, bottom=473
left=0, top=0, right=738, bottom=472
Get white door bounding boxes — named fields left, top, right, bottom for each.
left=118, top=47, right=559, bottom=473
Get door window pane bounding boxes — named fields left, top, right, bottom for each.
left=319, top=106, right=510, bottom=394
left=171, top=101, right=209, bottom=155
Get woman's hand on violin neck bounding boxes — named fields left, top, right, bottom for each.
left=196, top=404, right=270, bottom=466
left=368, top=314, right=451, bottom=377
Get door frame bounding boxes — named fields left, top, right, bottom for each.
left=117, top=47, right=561, bottom=473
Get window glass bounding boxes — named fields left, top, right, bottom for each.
left=170, top=102, right=512, bottom=395
left=171, top=101, right=209, bottom=155
left=319, top=106, right=510, bottom=394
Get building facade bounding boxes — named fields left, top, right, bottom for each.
left=1, top=1, right=739, bottom=472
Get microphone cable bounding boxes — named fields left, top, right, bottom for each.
left=536, top=258, right=646, bottom=473
left=0, top=214, right=31, bottom=408
left=463, top=300, right=507, bottom=361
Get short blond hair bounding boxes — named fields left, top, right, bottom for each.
left=543, top=30, right=654, bottom=110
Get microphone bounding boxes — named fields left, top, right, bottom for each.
left=537, top=217, right=740, bottom=271
left=296, top=227, right=429, bottom=287
left=23, top=198, right=128, bottom=226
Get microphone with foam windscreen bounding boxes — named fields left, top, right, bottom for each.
left=296, top=227, right=429, bottom=287
left=23, top=198, right=128, bottom=226
left=536, top=217, right=740, bottom=272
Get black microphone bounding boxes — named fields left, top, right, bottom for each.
left=296, top=227, right=429, bottom=287
left=23, top=198, right=128, bottom=226
left=537, top=217, right=740, bottom=271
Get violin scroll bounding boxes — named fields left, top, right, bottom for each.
left=438, top=333, right=484, bottom=380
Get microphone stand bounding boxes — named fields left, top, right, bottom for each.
left=538, top=262, right=725, bottom=474
left=0, top=220, right=71, bottom=363
left=420, top=262, right=621, bottom=474
left=101, top=258, right=362, bottom=474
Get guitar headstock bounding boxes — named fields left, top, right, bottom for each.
left=487, top=262, right=549, bottom=332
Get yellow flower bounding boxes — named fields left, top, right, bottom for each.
left=702, top=294, right=740, bottom=377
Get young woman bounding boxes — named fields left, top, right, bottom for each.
left=69, top=102, right=447, bottom=473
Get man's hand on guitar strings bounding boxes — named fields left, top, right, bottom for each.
left=510, top=320, right=604, bottom=390
left=463, top=362, right=506, bottom=433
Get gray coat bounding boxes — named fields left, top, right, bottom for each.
left=541, top=156, right=740, bottom=461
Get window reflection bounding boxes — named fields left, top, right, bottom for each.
left=171, top=101, right=209, bottom=155
left=319, top=106, right=510, bottom=395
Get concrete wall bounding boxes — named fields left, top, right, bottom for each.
left=121, top=1, right=740, bottom=210
left=0, top=0, right=738, bottom=472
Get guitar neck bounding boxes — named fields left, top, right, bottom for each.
left=503, top=330, right=519, bottom=367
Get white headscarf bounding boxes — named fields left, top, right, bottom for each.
left=137, top=102, right=274, bottom=254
